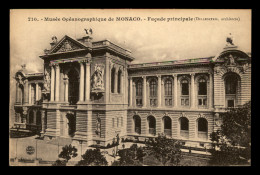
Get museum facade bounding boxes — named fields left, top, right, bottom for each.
left=12, top=32, right=251, bottom=148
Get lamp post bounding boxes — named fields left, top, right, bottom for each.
left=79, top=140, right=83, bottom=160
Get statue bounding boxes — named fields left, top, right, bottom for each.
left=52, top=36, right=57, bottom=43
left=92, top=64, right=104, bottom=91
left=84, top=28, right=93, bottom=36
left=226, top=33, right=234, bottom=46
left=43, top=70, right=51, bottom=91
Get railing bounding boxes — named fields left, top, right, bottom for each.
left=198, top=131, right=208, bottom=140
left=134, top=127, right=141, bottom=134
left=181, top=96, right=189, bottom=106
left=198, top=96, right=207, bottom=108
left=164, top=129, right=172, bottom=137
left=180, top=130, right=189, bottom=139
left=149, top=128, right=156, bottom=136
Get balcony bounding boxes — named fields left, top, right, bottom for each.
left=164, top=129, right=172, bottom=137
left=180, top=130, right=189, bottom=139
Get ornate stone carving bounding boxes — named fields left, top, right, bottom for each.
left=55, top=39, right=80, bottom=53
left=43, top=68, right=51, bottom=92
left=92, top=64, right=105, bottom=92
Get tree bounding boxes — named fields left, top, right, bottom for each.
left=76, top=148, right=108, bottom=166
left=52, top=144, right=78, bottom=166
left=145, top=134, right=182, bottom=166
left=113, top=144, right=145, bottom=166
left=210, top=101, right=251, bottom=165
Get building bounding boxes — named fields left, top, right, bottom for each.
left=12, top=31, right=251, bottom=148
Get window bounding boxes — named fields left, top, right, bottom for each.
left=136, top=80, right=142, bottom=106
left=111, top=68, right=115, bottom=93
left=117, top=118, right=119, bottom=127
left=68, top=69, right=79, bottom=105
left=147, top=116, right=156, bottom=135
left=118, top=70, right=121, bottom=93
left=180, top=117, right=189, bottom=131
left=164, top=79, right=173, bottom=106
left=121, top=117, right=123, bottom=127
left=198, top=78, right=207, bottom=95
left=225, top=76, right=237, bottom=94
left=228, top=100, right=234, bottom=107
left=150, top=80, right=157, bottom=97
left=150, top=79, right=157, bottom=106
left=181, top=79, right=189, bottom=95
left=133, top=115, right=141, bottom=134
left=198, top=118, right=208, bottom=132
left=136, top=81, right=142, bottom=96
left=165, top=80, right=172, bottom=96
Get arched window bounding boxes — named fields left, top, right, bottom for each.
left=68, top=69, right=79, bottom=105
left=133, top=115, right=141, bottom=134
left=164, top=79, right=173, bottom=106
left=198, top=78, right=207, bottom=107
left=197, top=118, right=208, bottom=140
left=163, top=116, right=172, bottom=137
left=111, top=67, right=115, bottom=93
left=181, top=79, right=189, bottom=106
left=118, top=70, right=122, bottom=93
left=179, top=117, right=189, bottom=139
left=136, top=80, right=142, bottom=106
left=147, top=116, right=156, bottom=135
left=225, top=73, right=239, bottom=107
left=149, top=79, right=157, bottom=106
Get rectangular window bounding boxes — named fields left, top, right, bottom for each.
left=117, top=118, right=119, bottom=127
left=198, top=82, right=207, bottom=95
left=228, top=100, right=234, bottom=107
left=121, top=117, right=123, bottom=127
left=182, top=83, right=189, bottom=95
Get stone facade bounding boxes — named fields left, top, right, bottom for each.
left=12, top=33, right=251, bottom=148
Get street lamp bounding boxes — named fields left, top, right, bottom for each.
left=78, top=140, right=83, bottom=160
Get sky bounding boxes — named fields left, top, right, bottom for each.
left=9, top=9, right=251, bottom=122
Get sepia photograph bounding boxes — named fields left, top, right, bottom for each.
left=9, top=9, right=251, bottom=166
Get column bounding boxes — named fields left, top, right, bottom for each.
left=157, top=75, right=162, bottom=107
left=173, top=74, right=178, bottom=107
left=28, top=84, right=31, bottom=104
left=129, top=77, right=133, bottom=107
left=79, top=62, right=84, bottom=102
left=36, top=83, right=39, bottom=101
left=24, top=80, right=28, bottom=104
left=209, top=73, right=214, bottom=109
left=55, top=64, right=60, bottom=102
left=142, top=76, right=147, bottom=107
left=85, top=62, right=91, bottom=101
left=64, top=79, right=69, bottom=102
left=190, top=73, right=195, bottom=108
left=50, top=65, right=55, bottom=101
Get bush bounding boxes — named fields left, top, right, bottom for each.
left=76, top=148, right=108, bottom=166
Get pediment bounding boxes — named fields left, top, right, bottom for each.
left=48, top=35, right=88, bottom=54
